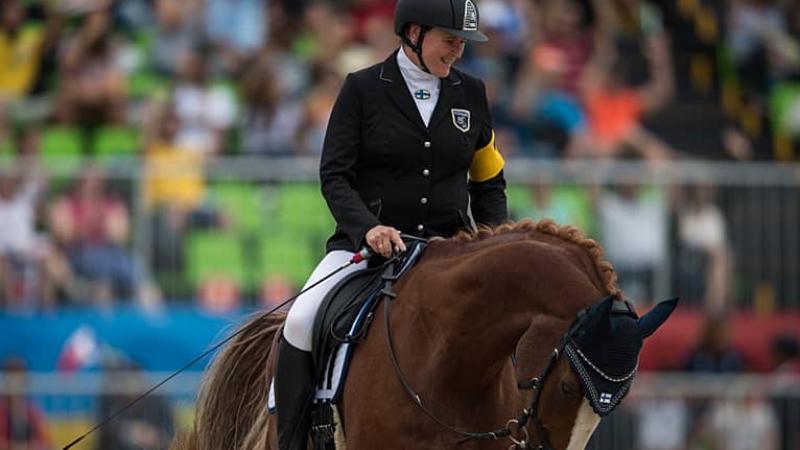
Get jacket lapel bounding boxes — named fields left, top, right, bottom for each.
left=428, top=72, right=463, bottom=131
left=379, top=50, right=427, bottom=132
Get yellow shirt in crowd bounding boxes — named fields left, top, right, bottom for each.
left=144, top=142, right=205, bottom=210
left=0, top=25, right=44, bottom=99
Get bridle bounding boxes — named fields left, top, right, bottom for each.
left=382, top=269, right=595, bottom=450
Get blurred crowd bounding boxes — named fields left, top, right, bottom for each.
left=0, top=0, right=798, bottom=312
left=0, top=1, right=799, bottom=448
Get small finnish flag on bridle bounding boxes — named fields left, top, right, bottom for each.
left=599, top=392, right=612, bottom=405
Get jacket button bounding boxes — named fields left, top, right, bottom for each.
left=417, top=224, right=424, bottom=231
left=423, top=141, right=431, bottom=148
left=420, top=197, right=428, bottom=204
left=422, top=169, right=430, bottom=176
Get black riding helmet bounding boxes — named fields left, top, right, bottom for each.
left=394, top=0, right=487, bottom=73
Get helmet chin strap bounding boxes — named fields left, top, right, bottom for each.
left=401, top=25, right=432, bottom=74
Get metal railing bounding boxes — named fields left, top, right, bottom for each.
left=0, top=372, right=797, bottom=450
left=26, top=156, right=800, bottom=308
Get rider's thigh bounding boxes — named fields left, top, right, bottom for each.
left=283, top=250, right=366, bottom=350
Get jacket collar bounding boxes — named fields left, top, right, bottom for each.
left=379, top=48, right=463, bottom=131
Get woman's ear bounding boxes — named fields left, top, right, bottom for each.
left=406, top=23, right=420, bottom=45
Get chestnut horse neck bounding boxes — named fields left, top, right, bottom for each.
left=391, top=220, right=619, bottom=390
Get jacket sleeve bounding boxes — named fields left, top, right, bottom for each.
left=468, top=79, right=508, bottom=226
left=320, top=73, right=381, bottom=249
left=470, top=170, right=508, bottom=226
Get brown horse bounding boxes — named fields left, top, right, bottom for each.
left=174, top=220, right=676, bottom=450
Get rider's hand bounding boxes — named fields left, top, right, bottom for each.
left=365, top=225, right=406, bottom=258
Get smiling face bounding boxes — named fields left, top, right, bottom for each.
left=405, top=25, right=466, bottom=78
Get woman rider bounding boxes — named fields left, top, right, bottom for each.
left=275, top=1, right=508, bottom=448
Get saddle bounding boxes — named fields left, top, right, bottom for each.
left=268, top=240, right=427, bottom=448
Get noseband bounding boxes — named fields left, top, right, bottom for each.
left=382, top=269, right=601, bottom=449
left=512, top=308, right=589, bottom=450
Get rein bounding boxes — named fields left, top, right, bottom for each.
left=381, top=273, right=592, bottom=450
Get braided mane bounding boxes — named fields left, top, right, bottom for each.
left=447, top=219, right=621, bottom=298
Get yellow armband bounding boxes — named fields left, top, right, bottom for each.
left=469, top=131, right=504, bottom=182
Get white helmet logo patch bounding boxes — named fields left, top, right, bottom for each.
left=451, top=108, right=471, bottom=132
left=463, top=0, right=478, bottom=31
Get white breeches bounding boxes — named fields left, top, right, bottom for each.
left=283, top=250, right=368, bottom=351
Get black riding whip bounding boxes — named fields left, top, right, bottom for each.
left=62, top=248, right=373, bottom=450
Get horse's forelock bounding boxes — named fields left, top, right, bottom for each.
left=446, top=219, right=621, bottom=298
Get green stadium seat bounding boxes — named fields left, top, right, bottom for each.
left=41, top=125, right=82, bottom=155
left=506, top=184, right=532, bottom=219
left=209, top=182, right=267, bottom=233
left=40, top=125, right=83, bottom=175
left=258, top=231, right=317, bottom=288
left=0, top=137, right=14, bottom=169
left=129, top=71, right=169, bottom=100
left=273, top=183, right=334, bottom=234
left=95, top=125, right=140, bottom=160
left=508, top=183, right=594, bottom=236
left=186, top=231, right=246, bottom=289
left=770, top=82, right=800, bottom=138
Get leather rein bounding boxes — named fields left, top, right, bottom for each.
left=380, top=270, right=591, bottom=450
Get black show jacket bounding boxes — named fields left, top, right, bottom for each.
left=320, top=50, right=508, bottom=252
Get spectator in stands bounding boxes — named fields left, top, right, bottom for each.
left=0, top=356, right=52, bottom=450
left=599, top=0, right=673, bottom=103
left=297, top=2, right=352, bottom=65
left=726, top=0, right=796, bottom=102
left=55, top=3, right=127, bottom=130
left=259, top=273, right=296, bottom=311
left=142, top=100, right=224, bottom=277
left=48, top=165, right=140, bottom=305
left=594, top=182, right=668, bottom=302
left=336, top=4, right=397, bottom=81
left=509, top=0, right=598, bottom=157
left=151, top=0, right=201, bottom=77
left=634, top=397, right=689, bottom=450
left=172, top=45, right=237, bottom=155
left=295, top=62, right=344, bottom=156
left=0, top=0, right=61, bottom=102
left=238, top=52, right=303, bottom=156
left=95, top=356, right=174, bottom=450
left=771, top=333, right=800, bottom=375
left=557, top=0, right=675, bottom=160
left=142, top=102, right=206, bottom=210
left=682, top=313, right=745, bottom=373
left=723, top=0, right=800, bottom=160
left=701, top=391, right=779, bottom=450
left=674, top=184, right=732, bottom=313
left=203, top=0, right=266, bottom=75
left=681, top=312, right=750, bottom=447
left=0, top=126, right=90, bottom=309
left=0, top=131, right=47, bottom=310
left=515, top=178, right=592, bottom=233
left=769, top=333, right=800, bottom=450
left=348, top=0, right=395, bottom=45
left=571, top=48, right=676, bottom=160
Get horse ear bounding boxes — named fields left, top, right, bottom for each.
left=637, top=297, right=679, bottom=339
left=584, top=295, right=615, bottom=333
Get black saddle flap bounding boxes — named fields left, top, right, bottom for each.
left=311, top=265, right=387, bottom=382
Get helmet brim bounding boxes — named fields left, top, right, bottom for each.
left=439, top=27, right=488, bottom=42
